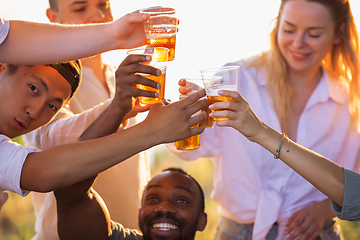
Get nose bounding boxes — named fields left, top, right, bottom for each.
left=154, top=202, right=176, bottom=215
left=89, top=7, right=106, bottom=23
left=26, top=100, right=45, bottom=119
left=293, top=32, right=305, bottom=48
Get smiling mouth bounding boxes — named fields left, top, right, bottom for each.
left=290, top=50, right=310, bottom=58
left=152, top=223, right=178, bottom=231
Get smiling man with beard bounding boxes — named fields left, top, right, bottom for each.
left=54, top=168, right=208, bottom=240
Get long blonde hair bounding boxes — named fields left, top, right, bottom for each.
left=248, top=0, right=360, bottom=126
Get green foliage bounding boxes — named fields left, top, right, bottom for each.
left=0, top=192, right=35, bottom=240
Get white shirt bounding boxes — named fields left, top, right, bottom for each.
left=167, top=60, right=360, bottom=240
left=23, top=65, right=151, bottom=240
left=0, top=18, right=10, bottom=44
left=0, top=134, right=36, bottom=196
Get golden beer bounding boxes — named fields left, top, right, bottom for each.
left=207, top=95, right=236, bottom=121
left=175, top=124, right=200, bottom=150
left=201, top=101, right=215, bottom=127
left=136, top=73, right=166, bottom=104
left=147, top=35, right=176, bottom=61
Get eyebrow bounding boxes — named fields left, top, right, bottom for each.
left=146, top=184, right=193, bottom=195
left=284, top=21, right=326, bottom=30
left=70, top=1, right=87, bottom=6
left=32, top=75, right=65, bottom=104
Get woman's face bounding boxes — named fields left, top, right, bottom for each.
left=277, top=0, right=340, bottom=74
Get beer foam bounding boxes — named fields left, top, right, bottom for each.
left=205, top=84, right=237, bottom=96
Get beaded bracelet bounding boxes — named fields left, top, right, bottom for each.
left=274, top=133, right=286, bottom=159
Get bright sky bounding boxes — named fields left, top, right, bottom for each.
left=1, top=0, right=360, bottom=99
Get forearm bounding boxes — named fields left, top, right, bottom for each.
left=255, top=126, right=345, bottom=206
left=21, top=121, right=157, bottom=192
left=0, top=20, right=114, bottom=65
left=55, top=187, right=110, bottom=240
left=23, top=99, right=112, bottom=149
left=21, top=90, right=207, bottom=192
left=79, top=100, right=127, bottom=141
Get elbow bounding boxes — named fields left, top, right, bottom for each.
left=20, top=171, right=61, bottom=193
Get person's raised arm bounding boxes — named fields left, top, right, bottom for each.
left=0, top=13, right=148, bottom=65
left=20, top=89, right=207, bottom=193
left=210, top=90, right=345, bottom=206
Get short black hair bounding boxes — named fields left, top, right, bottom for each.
left=162, top=167, right=205, bottom=212
left=48, top=0, right=59, bottom=12
left=5, top=61, right=81, bottom=99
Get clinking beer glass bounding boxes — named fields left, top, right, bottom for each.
left=200, top=66, right=239, bottom=121
left=127, top=47, right=169, bottom=105
left=175, top=94, right=201, bottom=150
left=175, top=77, right=214, bottom=150
left=140, top=6, right=177, bottom=61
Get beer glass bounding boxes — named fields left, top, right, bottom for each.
left=200, top=66, right=239, bottom=121
left=140, top=6, right=177, bottom=61
left=127, top=47, right=169, bottom=105
left=175, top=123, right=200, bottom=150
left=181, top=77, right=214, bottom=128
left=167, top=94, right=201, bottom=150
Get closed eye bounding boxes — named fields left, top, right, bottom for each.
left=74, top=7, right=86, bottom=12
left=100, top=1, right=110, bottom=8
left=283, top=29, right=294, bottom=34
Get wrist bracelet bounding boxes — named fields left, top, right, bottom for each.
left=274, top=133, right=286, bottom=159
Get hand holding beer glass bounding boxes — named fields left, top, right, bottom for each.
left=175, top=77, right=214, bottom=150
left=140, top=6, right=178, bottom=61
left=127, top=47, right=169, bottom=105
left=200, top=66, right=239, bottom=121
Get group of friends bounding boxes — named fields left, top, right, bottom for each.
left=0, top=0, right=360, bottom=240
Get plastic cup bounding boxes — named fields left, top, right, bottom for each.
left=127, top=47, right=169, bottom=105
left=181, top=76, right=214, bottom=128
left=140, top=6, right=178, bottom=61
left=200, top=66, right=239, bottom=121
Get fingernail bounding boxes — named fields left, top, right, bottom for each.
left=146, top=55, right=151, bottom=61
left=209, top=112, right=213, bottom=117
left=156, top=83, right=161, bottom=89
left=157, top=70, right=162, bottom=76
left=154, top=92, right=159, bottom=97
left=209, top=105, right=213, bottom=109
left=218, top=90, right=224, bottom=94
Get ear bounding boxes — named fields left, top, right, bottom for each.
left=196, top=212, right=207, bottom=232
left=46, top=8, right=59, bottom=23
left=333, top=23, right=345, bottom=45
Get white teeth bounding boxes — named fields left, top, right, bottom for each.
left=293, top=53, right=306, bottom=57
left=153, top=223, right=178, bottom=231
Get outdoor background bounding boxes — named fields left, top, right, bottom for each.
left=1, top=0, right=360, bottom=239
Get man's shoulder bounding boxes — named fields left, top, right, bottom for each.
left=109, top=221, right=143, bottom=240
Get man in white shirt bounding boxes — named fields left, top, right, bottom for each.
left=23, top=0, right=150, bottom=239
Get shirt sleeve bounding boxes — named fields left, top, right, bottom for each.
left=0, top=135, right=37, bottom=196
left=109, top=221, right=143, bottom=240
left=22, top=98, right=113, bottom=150
left=0, top=18, right=10, bottom=44
left=331, top=168, right=360, bottom=221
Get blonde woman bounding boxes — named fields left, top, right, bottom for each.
left=168, top=0, right=360, bottom=239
